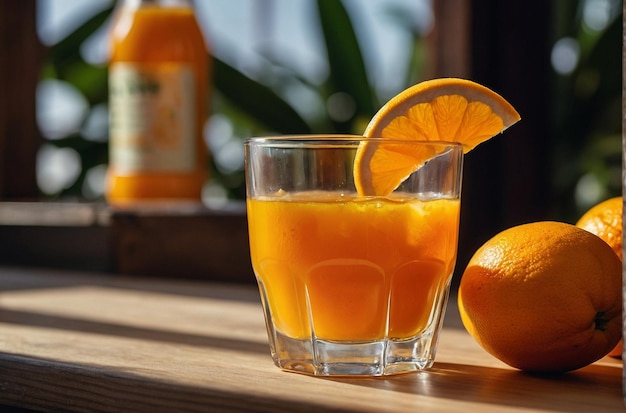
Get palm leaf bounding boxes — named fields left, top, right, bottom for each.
left=316, top=0, right=376, bottom=118
left=50, top=5, right=114, bottom=76
left=213, top=56, right=312, bottom=134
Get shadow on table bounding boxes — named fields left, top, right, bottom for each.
left=328, top=360, right=623, bottom=412
left=0, top=353, right=356, bottom=413
left=0, top=266, right=261, bottom=303
left=0, top=308, right=269, bottom=355
left=0, top=265, right=468, bottom=329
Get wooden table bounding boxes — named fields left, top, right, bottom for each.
left=0, top=266, right=623, bottom=412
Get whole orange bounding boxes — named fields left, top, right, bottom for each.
left=458, top=221, right=622, bottom=373
left=576, top=196, right=623, bottom=358
left=576, top=196, right=622, bottom=259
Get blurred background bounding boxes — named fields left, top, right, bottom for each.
left=0, top=0, right=622, bottom=279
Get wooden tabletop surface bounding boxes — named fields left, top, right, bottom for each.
left=0, top=266, right=623, bottom=412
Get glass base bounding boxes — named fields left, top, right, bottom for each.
left=257, top=274, right=451, bottom=376
left=270, top=332, right=438, bottom=376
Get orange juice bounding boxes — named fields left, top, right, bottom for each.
left=107, top=1, right=209, bottom=204
left=247, top=191, right=460, bottom=342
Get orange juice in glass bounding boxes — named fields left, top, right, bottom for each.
left=245, top=136, right=463, bottom=376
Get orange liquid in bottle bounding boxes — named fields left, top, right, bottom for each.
left=107, top=2, right=209, bottom=205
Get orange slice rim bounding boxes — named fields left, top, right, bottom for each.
left=355, top=77, right=521, bottom=196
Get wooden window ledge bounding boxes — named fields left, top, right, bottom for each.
left=0, top=201, right=254, bottom=284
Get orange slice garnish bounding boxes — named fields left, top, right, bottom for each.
left=354, top=78, right=521, bottom=196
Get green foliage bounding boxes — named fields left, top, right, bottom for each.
left=40, top=0, right=622, bottom=214
left=317, top=0, right=377, bottom=127
left=551, top=5, right=622, bottom=218
left=42, top=0, right=392, bottom=201
left=212, top=57, right=312, bottom=134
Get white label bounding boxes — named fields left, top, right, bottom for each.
left=109, top=62, right=196, bottom=173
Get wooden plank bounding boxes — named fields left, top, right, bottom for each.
left=109, top=203, right=254, bottom=283
left=425, top=0, right=471, bottom=78
left=0, top=0, right=42, bottom=199
left=0, top=202, right=111, bottom=272
left=453, top=0, right=554, bottom=288
left=0, top=267, right=622, bottom=412
left=0, top=202, right=107, bottom=227
left=0, top=202, right=254, bottom=283
left=424, top=1, right=554, bottom=289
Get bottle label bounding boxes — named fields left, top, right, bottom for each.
left=109, top=62, right=196, bottom=173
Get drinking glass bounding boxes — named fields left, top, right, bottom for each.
left=245, top=135, right=463, bottom=376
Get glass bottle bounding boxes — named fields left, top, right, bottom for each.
left=106, top=0, right=210, bottom=205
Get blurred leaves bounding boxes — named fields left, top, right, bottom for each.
left=317, top=0, right=377, bottom=128
left=39, top=0, right=622, bottom=211
left=41, top=0, right=390, bottom=200
left=551, top=7, right=622, bottom=216
left=213, top=56, right=311, bottom=134
left=44, top=5, right=113, bottom=105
